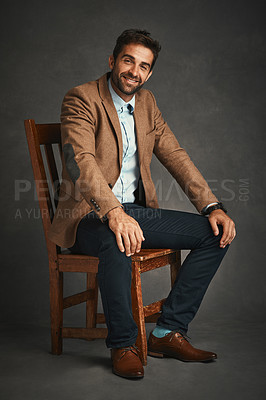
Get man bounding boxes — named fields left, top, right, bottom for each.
left=48, top=29, right=236, bottom=379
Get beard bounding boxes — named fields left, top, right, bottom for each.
left=111, top=70, right=145, bottom=96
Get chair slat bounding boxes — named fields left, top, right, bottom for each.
left=62, top=327, right=108, bottom=340
left=144, top=299, right=166, bottom=317
left=58, top=142, right=63, bottom=160
left=36, top=123, right=61, bottom=145
left=43, top=144, right=61, bottom=209
left=38, top=179, right=55, bottom=221
left=63, top=290, right=94, bottom=309
left=44, top=144, right=59, bottom=187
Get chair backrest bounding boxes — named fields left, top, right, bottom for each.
left=24, top=119, right=62, bottom=253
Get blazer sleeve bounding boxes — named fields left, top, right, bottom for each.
left=60, top=86, right=122, bottom=220
left=150, top=92, right=218, bottom=212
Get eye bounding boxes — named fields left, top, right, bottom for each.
left=124, top=58, right=132, bottom=64
left=140, top=65, right=148, bottom=71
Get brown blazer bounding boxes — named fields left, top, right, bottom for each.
left=48, top=73, right=218, bottom=248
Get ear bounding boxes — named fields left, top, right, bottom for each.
left=109, top=55, right=115, bottom=70
left=145, top=69, right=153, bottom=82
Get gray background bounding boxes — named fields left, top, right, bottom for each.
left=1, top=0, right=265, bottom=399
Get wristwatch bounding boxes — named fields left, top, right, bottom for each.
left=201, top=202, right=227, bottom=216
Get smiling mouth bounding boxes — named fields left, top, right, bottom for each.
left=122, top=76, right=140, bottom=84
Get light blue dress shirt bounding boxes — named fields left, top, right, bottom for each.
left=108, top=79, right=140, bottom=204
left=108, top=79, right=216, bottom=212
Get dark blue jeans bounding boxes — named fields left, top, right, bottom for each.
left=69, top=203, right=229, bottom=348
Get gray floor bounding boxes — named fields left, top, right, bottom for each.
left=1, top=320, right=265, bottom=400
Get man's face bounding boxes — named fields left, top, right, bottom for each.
left=109, top=43, right=154, bottom=102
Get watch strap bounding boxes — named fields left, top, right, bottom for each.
left=201, top=202, right=227, bottom=216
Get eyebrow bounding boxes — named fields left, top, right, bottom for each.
left=122, top=54, right=151, bottom=69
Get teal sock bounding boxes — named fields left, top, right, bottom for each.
left=152, top=326, right=172, bottom=338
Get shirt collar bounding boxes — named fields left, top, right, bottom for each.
left=108, top=78, right=135, bottom=114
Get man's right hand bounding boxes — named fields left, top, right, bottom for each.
left=107, top=207, right=145, bottom=257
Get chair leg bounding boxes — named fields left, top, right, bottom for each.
left=170, top=251, right=181, bottom=287
left=131, top=261, right=147, bottom=366
left=86, top=272, right=98, bottom=331
left=49, top=260, right=63, bottom=355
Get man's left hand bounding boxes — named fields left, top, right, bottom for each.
left=208, top=210, right=236, bottom=248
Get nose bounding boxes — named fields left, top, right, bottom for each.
left=128, top=63, right=139, bottom=77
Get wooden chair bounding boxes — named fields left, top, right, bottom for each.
left=24, top=119, right=181, bottom=365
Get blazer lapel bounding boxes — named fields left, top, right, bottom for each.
left=98, top=73, right=147, bottom=169
left=98, top=74, right=123, bottom=167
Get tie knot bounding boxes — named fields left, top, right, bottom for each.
left=120, top=104, right=133, bottom=115
left=127, top=104, right=133, bottom=114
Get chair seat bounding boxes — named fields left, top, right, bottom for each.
left=60, top=247, right=176, bottom=259
left=58, top=248, right=177, bottom=273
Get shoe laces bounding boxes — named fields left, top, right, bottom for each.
left=170, top=330, right=191, bottom=343
left=118, top=345, right=139, bottom=360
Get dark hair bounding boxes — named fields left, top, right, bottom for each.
left=113, top=29, right=161, bottom=70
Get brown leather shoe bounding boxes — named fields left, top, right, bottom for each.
left=111, top=346, right=144, bottom=379
left=148, top=331, right=217, bottom=362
